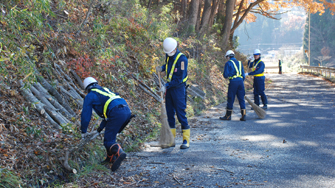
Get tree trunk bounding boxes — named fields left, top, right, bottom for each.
left=195, top=0, right=203, bottom=32
left=208, top=0, right=221, bottom=32
left=232, top=0, right=244, bottom=29
left=221, top=0, right=236, bottom=46
left=199, top=0, right=212, bottom=35
left=181, top=0, right=188, bottom=19
left=230, top=1, right=262, bottom=35
left=217, top=0, right=226, bottom=23
left=187, top=0, right=200, bottom=34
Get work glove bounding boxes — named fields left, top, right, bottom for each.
left=81, top=132, right=88, bottom=139
left=156, top=66, right=162, bottom=73
left=158, top=85, right=166, bottom=93
left=245, top=73, right=249, bottom=76
left=248, top=56, right=253, bottom=61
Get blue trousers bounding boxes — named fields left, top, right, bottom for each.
left=227, top=79, right=246, bottom=109
left=253, top=76, right=268, bottom=105
left=104, top=105, right=131, bottom=150
left=165, top=85, right=189, bottom=130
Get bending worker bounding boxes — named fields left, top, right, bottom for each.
left=81, top=77, right=132, bottom=172
left=246, top=49, right=268, bottom=110
left=220, top=50, right=246, bottom=121
left=156, top=37, right=190, bottom=149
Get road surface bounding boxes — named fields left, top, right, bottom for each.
left=116, top=73, right=335, bottom=187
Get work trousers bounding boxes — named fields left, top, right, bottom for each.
left=103, top=105, right=131, bottom=150
left=253, top=76, right=268, bottom=106
left=165, top=84, right=189, bottom=130
left=227, top=79, right=246, bottom=109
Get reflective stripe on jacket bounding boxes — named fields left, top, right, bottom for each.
left=229, top=60, right=243, bottom=80
left=91, top=88, right=121, bottom=119
left=252, top=59, right=265, bottom=77
left=166, top=53, right=188, bottom=83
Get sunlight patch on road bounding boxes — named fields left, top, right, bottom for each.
left=240, top=134, right=278, bottom=142
left=271, top=142, right=298, bottom=148
left=298, top=141, right=319, bottom=147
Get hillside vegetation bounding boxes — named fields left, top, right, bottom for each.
left=0, top=0, right=252, bottom=186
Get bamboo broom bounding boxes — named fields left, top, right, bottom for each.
left=158, top=72, right=175, bottom=148
left=244, top=96, right=266, bottom=119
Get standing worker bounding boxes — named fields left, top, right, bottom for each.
left=220, top=50, right=246, bottom=121
left=81, top=77, right=132, bottom=172
left=156, top=37, right=190, bottom=149
left=245, top=49, right=268, bottom=110
left=279, top=59, right=282, bottom=74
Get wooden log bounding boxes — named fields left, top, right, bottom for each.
left=138, top=84, right=162, bottom=102
left=70, top=70, right=85, bottom=90
left=31, top=84, right=71, bottom=126
left=30, top=85, right=57, bottom=111
left=54, top=64, right=78, bottom=88
left=70, top=82, right=86, bottom=98
left=36, top=73, right=76, bottom=116
left=33, top=83, right=73, bottom=119
left=131, top=74, right=162, bottom=102
left=65, top=83, right=83, bottom=101
left=19, top=81, right=61, bottom=129
left=45, top=108, right=69, bottom=126
left=59, top=85, right=84, bottom=108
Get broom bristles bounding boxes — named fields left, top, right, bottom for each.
left=159, top=104, right=174, bottom=148
left=244, top=96, right=266, bottom=119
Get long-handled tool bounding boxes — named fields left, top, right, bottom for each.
left=158, top=72, right=174, bottom=148
left=244, top=96, right=266, bottom=119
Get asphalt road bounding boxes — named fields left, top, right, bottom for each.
left=118, top=73, right=335, bottom=187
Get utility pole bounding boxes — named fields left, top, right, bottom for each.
left=308, top=11, right=311, bottom=66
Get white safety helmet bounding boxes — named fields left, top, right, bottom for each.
left=253, top=49, right=261, bottom=55
left=163, top=37, right=178, bottom=54
left=225, top=50, right=235, bottom=58
left=83, top=77, right=98, bottom=90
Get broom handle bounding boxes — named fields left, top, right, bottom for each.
left=158, top=70, right=164, bottom=105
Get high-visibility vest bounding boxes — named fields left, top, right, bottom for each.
left=228, top=60, right=243, bottom=80
left=166, top=53, right=188, bottom=83
left=91, top=87, right=121, bottom=119
left=252, top=59, right=264, bottom=77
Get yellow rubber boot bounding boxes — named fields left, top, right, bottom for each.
left=180, top=129, right=190, bottom=149
left=170, top=128, right=176, bottom=147
left=171, top=128, right=176, bottom=138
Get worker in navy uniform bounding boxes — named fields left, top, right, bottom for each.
left=246, top=49, right=268, bottom=110
left=81, top=77, right=132, bottom=172
left=220, top=50, right=246, bottom=121
left=279, top=59, right=282, bottom=74
left=156, top=37, right=190, bottom=149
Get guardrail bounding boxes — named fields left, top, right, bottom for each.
left=264, top=65, right=279, bottom=73
left=300, top=65, right=335, bottom=78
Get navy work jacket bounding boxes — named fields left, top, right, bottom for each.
left=223, top=57, right=246, bottom=81
left=81, top=85, right=126, bottom=133
left=161, top=49, right=188, bottom=89
left=248, top=58, right=265, bottom=76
